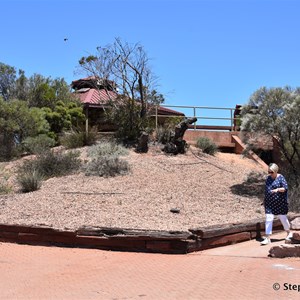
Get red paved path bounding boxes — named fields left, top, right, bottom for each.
left=1, top=232, right=299, bottom=300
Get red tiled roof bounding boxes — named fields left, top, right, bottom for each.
left=74, top=88, right=185, bottom=116
left=155, top=106, right=185, bottom=116
left=74, top=88, right=117, bottom=105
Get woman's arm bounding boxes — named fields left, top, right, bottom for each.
left=272, top=175, right=288, bottom=193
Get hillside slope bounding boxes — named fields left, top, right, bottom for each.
left=0, top=146, right=267, bottom=231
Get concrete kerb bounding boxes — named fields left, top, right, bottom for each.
left=0, top=214, right=299, bottom=254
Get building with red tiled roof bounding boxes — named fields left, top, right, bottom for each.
left=74, top=88, right=117, bottom=107
left=72, top=77, right=185, bottom=131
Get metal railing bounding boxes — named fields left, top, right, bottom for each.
left=153, top=104, right=240, bottom=131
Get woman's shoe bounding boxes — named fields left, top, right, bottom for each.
left=285, top=232, right=293, bottom=241
left=260, top=237, right=271, bottom=245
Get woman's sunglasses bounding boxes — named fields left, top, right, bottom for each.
left=268, top=170, right=274, bottom=174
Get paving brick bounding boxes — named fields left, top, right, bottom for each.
left=1, top=231, right=300, bottom=299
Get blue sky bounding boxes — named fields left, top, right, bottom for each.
left=1, top=0, right=300, bottom=123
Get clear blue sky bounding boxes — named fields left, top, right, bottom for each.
left=1, top=0, right=300, bottom=118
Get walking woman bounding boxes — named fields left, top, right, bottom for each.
left=261, top=163, right=293, bottom=245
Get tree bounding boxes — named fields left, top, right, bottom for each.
left=78, top=37, right=164, bottom=142
left=42, top=101, right=85, bottom=140
left=16, top=73, right=77, bottom=109
left=0, top=98, right=49, bottom=160
left=15, top=69, right=29, bottom=101
left=14, top=71, right=85, bottom=138
left=51, top=78, right=76, bottom=104
left=0, top=62, right=16, bottom=101
left=0, top=62, right=86, bottom=159
left=26, top=74, right=56, bottom=108
left=241, top=86, right=300, bottom=185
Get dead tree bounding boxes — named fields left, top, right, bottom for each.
left=163, top=117, right=197, bottom=154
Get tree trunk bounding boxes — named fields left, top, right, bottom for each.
left=136, top=131, right=149, bottom=153
left=163, top=117, right=197, bottom=154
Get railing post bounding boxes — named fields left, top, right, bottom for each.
left=230, top=109, right=233, bottom=131
left=155, top=105, right=158, bottom=140
left=154, top=104, right=236, bottom=131
left=85, top=106, right=89, bottom=139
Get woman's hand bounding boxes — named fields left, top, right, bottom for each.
left=271, top=188, right=285, bottom=193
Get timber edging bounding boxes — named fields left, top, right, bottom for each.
left=0, top=214, right=299, bottom=254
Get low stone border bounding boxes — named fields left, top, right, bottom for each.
left=0, top=214, right=299, bottom=254
left=268, top=218, right=300, bottom=258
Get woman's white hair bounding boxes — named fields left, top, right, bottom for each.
left=269, top=163, right=279, bottom=173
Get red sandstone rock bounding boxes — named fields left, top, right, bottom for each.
left=269, top=244, right=300, bottom=258
left=291, top=232, right=300, bottom=244
left=290, top=217, right=300, bottom=230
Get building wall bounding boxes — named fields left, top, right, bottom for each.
left=184, top=129, right=280, bottom=170
left=184, top=130, right=236, bottom=148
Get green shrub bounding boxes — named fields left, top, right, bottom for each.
left=85, top=141, right=130, bottom=177
left=60, top=129, right=97, bottom=149
left=17, top=167, right=44, bottom=193
left=83, top=130, right=98, bottom=146
left=0, top=181, right=11, bottom=194
left=38, top=150, right=81, bottom=178
left=84, top=155, right=130, bottom=177
left=87, top=141, right=129, bottom=158
left=17, top=150, right=81, bottom=180
left=22, top=134, right=56, bottom=154
left=107, top=98, right=144, bottom=143
left=245, top=171, right=265, bottom=184
left=0, top=99, right=50, bottom=161
left=0, top=134, right=21, bottom=161
left=156, top=126, right=173, bottom=144
left=155, top=117, right=185, bottom=144
left=60, top=131, right=85, bottom=149
left=196, top=137, right=218, bottom=155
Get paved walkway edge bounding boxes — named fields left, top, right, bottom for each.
left=0, top=214, right=299, bottom=254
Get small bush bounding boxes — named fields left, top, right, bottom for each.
left=37, top=150, right=81, bottom=178
left=83, top=130, right=98, bottom=146
left=156, top=126, right=174, bottom=144
left=17, top=167, right=44, bottom=193
left=0, top=135, right=21, bottom=161
left=84, top=155, right=130, bottom=177
left=87, top=141, right=129, bottom=158
left=196, top=137, right=218, bottom=155
left=60, top=131, right=85, bottom=149
left=0, top=181, right=11, bottom=194
left=17, top=150, right=81, bottom=180
left=22, top=134, right=56, bottom=154
left=245, top=171, right=265, bottom=184
left=60, top=129, right=97, bottom=149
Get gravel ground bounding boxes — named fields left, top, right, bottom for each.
left=0, top=145, right=268, bottom=232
